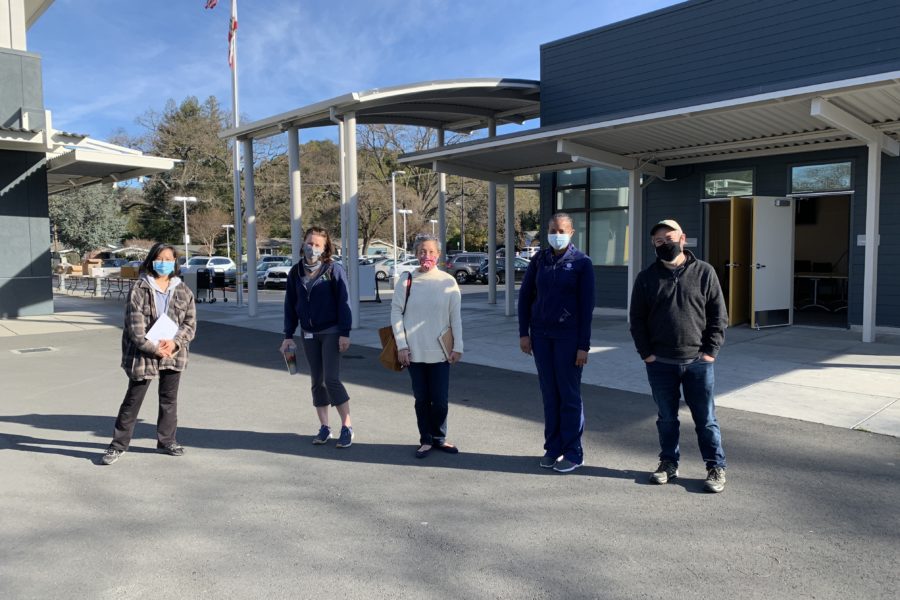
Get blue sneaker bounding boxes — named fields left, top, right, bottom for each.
left=335, top=426, right=354, bottom=448
left=312, top=425, right=331, bottom=445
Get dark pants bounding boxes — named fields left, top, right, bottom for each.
left=110, top=370, right=181, bottom=451
left=645, top=359, right=726, bottom=469
left=531, top=333, right=584, bottom=464
left=408, top=361, right=450, bottom=445
left=301, top=333, right=350, bottom=407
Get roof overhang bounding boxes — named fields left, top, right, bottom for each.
left=45, top=146, right=177, bottom=195
left=221, top=78, right=540, bottom=141
left=0, top=116, right=177, bottom=197
left=25, top=0, right=55, bottom=28
left=400, top=72, right=900, bottom=181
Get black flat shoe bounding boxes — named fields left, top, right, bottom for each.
left=434, top=442, right=459, bottom=454
left=415, top=445, right=431, bottom=459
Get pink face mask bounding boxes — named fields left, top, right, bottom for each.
left=420, top=256, right=438, bottom=270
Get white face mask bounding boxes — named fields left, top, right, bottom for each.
left=547, top=233, right=571, bottom=251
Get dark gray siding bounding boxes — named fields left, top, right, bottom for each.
left=540, top=0, right=900, bottom=126
left=0, top=48, right=44, bottom=129
left=0, top=150, right=53, bottom=317
left=872, top=154, right=900, bottom=327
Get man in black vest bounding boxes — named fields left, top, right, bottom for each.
left=629, top=220, right=729, bottom=493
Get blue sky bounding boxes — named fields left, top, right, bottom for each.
left=28, top=0, right=681, bottom=143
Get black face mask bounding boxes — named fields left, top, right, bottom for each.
left=655, top=240, right=682, bottom=262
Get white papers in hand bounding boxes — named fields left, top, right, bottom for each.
left=145, top=313, right=178, bottom=343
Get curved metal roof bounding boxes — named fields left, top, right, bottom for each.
left=221, top=78, right=540, bottom=141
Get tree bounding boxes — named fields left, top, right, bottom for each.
left=189, top=206, right=231, bottom=256
left=49, top=186, right=127, bottom=257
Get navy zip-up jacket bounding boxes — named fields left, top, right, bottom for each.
left=629, top=250, right=727, bottom=360
left=518, top=245, right=595, bottom=351
left=283, top=261, right=352, bottom=338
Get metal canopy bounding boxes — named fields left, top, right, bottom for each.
left=399, top=72, right=900, bottom=177
left=221, top=78, right=540, bottom=141
left=46, top=145, right=177, bottom=195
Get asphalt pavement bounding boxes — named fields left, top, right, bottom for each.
left=1, top=312, right=899, bottom=599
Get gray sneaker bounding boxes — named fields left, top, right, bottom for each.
left=101, top=447, right=122, bottom=465
left=704, top=467, right=727, bottom=493
left=650, top=460, right=679, bottom=484
left=335, top=426, right=354, bottom=448
left=552, top=458, right=582, bottom=473
left=312, top=425, right=331, bottom=445
left=540, top=455, right=561, bottom=469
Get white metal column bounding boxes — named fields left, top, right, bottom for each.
left=863, top=142, right=882, bottom=342
left=337, top=119, right=348, bottom=263
left=344, top=112, right=360, bottom=328
left=505, top=183, right=516, bottom=316
left=241, top=138, right=257, bottom=317
left=487, top=118, right=498, bottom=304
left=626, top=169, right=642, bottom=315
left=437, top=129, right=448, bottom=257
left=288, top=127, right=303, bottom=265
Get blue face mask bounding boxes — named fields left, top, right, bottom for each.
left=152, top=261, right=175, bottom=276
left=547, top=233, right=571, bottom=251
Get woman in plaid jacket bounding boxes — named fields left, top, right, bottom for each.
left=101, top=242, right=197, bottom=465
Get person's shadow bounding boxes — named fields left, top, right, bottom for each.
left=0, top=413, right=635, bottom=479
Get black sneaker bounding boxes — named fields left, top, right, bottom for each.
left=650, top=460, right=678, bottom=484
left=540, top=455, right=560, bottom=469
left=157, top=442, right=185, bottom=456
left=552, top=458, right=583, bottom=473
left=101, top=447, right=122, bottom=465
left=704, top=467, right=727, bottom=493
left=312, top=425, right=331, bottom=445
left=335, top=426, right=354, bottom=448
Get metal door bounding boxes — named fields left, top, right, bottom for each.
left=751, top=196, right=794, bottom=328
left=728, top=197, right=752, bottom=326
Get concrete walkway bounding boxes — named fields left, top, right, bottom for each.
left=19, top=288, right=900, bottom=438
left=2, top=297, right=900, bottom=599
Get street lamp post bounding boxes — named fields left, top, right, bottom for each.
left=398, top=209, right=413, bottom=256
left=459, top=179, right=466, bottom=251
left=391, top=170, right=405, bottom=279
left=429, top=219, right=438, bottom=236
left=222, top=224, right=234, bottom=259
left=172, top=196, right=198, bottom=259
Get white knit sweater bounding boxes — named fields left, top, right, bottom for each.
left=390, top=268, right=463, bottom=364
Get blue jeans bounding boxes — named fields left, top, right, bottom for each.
left=645, top=359, right=726, bottom=469
left=408, top=362, right=450, bottom=445
left=531, top=334, right=584, bottom=465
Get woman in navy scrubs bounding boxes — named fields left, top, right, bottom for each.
left=518, top=213, right=595, bottom=473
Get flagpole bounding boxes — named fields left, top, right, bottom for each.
left=230, top=0, right=243, bottom=306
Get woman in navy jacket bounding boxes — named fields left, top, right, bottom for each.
left=518, top=213, right=595, bottom=473
left=280, top=226, right=354, bottom=448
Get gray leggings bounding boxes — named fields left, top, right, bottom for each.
left=300, top=332, right=350, bottom=407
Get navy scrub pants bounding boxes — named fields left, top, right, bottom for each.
left=531, top=333, right=584, bottom=465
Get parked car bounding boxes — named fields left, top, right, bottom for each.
left=519, top=246, right=541, bottom=260
left=388, top=258, right=420, bottom=279
left=441, top=252, right=488, bottom=283
left=101, top=258, right=129, bottom=269
left=180, top=256, right=236, bottom=276
left=374, top=258, right=398, bottom=281
left=263, top=264, right=293, bottom=289
left=476, top=257, right=530, bottom=285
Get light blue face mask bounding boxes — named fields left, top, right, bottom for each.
left=152, top=261, right=175, bottom=276
left=547, top=233, right=571, bottom=251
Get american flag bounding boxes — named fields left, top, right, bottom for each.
left=204, top=0, right=238, bottom=70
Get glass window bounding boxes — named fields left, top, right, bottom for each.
left=791, top=162, right=852, bottom=193
left=589, top=209, right=629, bottom=266
left=557, top=188, right=585, bottom=210
left=569, top=212, right=587, bottom=253
left=557, top=169, right=586, bottom=187
left=704, top=169, right=753, bottom=198
left=590, top=168, right=629, bottom=209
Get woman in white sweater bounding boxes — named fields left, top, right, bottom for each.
left=391, top=234, right=464, bottom=459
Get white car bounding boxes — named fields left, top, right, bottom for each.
left=389, top=258, right=420, bottom=278
left=263, top=264, right=292, bottom=289
left=181, top=256, right=236, bottom=275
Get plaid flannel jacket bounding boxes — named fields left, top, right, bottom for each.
left=121, top=278, right=197, bottom=380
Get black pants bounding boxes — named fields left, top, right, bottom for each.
left=301, top=333, right=350, bottom=407
left=408, top=361, right=450, bottom=445
left=110, top=370, right=181, bottom=451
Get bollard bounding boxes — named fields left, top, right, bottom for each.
left=94, top=276, right=103, bottom=298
